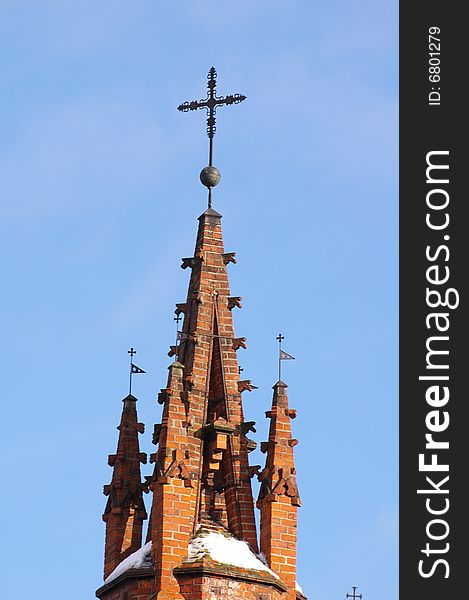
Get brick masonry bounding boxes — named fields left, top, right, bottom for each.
left=102, top=394, right=148, bottom=580
left=97, top=209, right=303, bottom=600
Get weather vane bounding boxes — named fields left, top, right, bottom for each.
left=127, top=347, right=145, bottom=396
left=177, top=67, right=246, bottom=209
left=276, top=333, right=295, bottom=381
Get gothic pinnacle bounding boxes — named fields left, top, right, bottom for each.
left=102, top=392, right=148, bottom=580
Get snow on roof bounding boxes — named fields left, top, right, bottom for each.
left=104, top=531, right=288, bottom=587
left=104, top=541, right=153, bottom=584
left=296, top=580, right=305, bottom=595
left=186, top=530, right=279, bottom=579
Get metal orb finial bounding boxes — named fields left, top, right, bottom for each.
left=200, top=166, right=221, bottom=188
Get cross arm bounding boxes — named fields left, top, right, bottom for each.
left=177, top=93, right=246, bottom=113
left=177, top=98, right=210, bottom=112
left=219, top=93, right=247, bottom=106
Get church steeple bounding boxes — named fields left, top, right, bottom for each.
left=147, top=206, right=259, bottom=598
left=102, top=394, right=148, bottom=579
left=97, top=68, right=305, bottom=600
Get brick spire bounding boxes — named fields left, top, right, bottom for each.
left=102, top=394, right=148, bottom=580
left=257, top=380, right=301, bottom=599
left=147, top=208, right=259, bottom=598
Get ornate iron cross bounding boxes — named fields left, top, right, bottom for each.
left=346, top=587, right=363, bottom=600
left=177, top=67, right=246, bottom=167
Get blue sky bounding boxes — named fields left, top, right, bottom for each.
left=0, top=2, right=397, bottom=599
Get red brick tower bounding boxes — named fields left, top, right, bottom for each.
left=96, top=68, right=305, bottom=600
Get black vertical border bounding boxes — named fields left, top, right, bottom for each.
left=400, top=3, right=466, bottom=600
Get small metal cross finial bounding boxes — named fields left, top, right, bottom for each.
left=127, top=347, right=145, bottom=395
left=275, top=334, right=295, bottom=381
left=346, top=587, right=363, bottom=600
left=178, top=67, right=246, bottom=208
left=127, top=348, right=136, bottom=395
left=174, top=314, right=182, bottom=345
left=276, top=334, right=284, bottom=381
